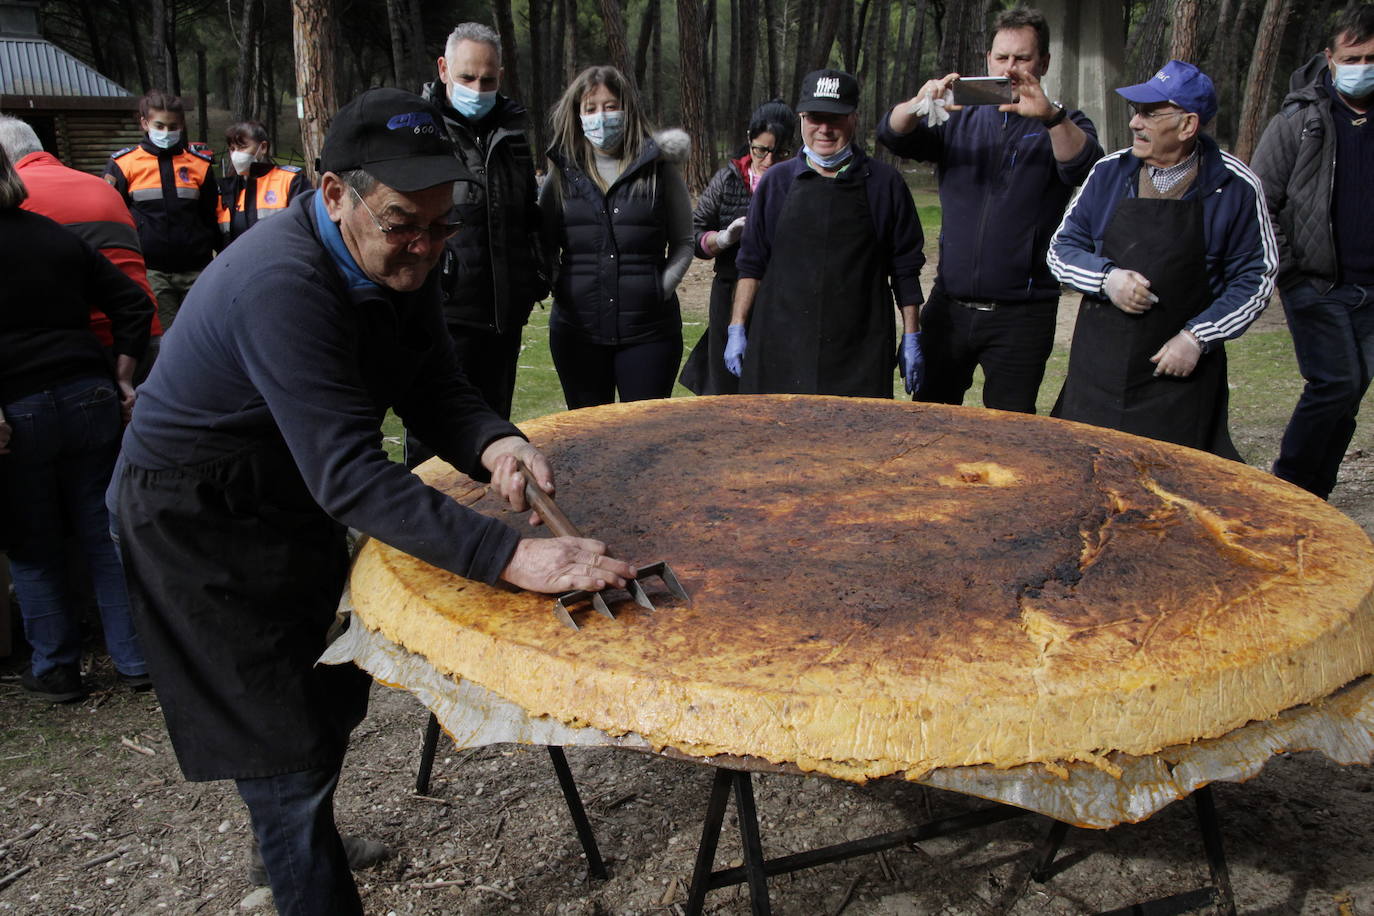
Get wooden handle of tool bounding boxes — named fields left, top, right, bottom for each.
left=516, top=459, right=583, bottom=539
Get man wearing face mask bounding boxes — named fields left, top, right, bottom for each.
left=1253, top=4, right=1374, bottom=500
left=216, top=121, right=310, bottom=245
left=104, top=90, right=219, bottom=332
left=409, top=21, right=547, bottom=445
left=728, top=69, right=925, bottom=397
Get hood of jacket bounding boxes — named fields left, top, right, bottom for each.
left=1284, top=53, right=1331, bottom=105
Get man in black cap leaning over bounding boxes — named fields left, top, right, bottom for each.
left=726, top=69, right=926, bottom=397
left=108, top=88, right=635, bottom=915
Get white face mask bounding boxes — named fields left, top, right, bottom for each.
left=148, top=128, right=181, bottom=150
left=580, top=111, right=625, bottom=151
left=230, top=150, right=256, bottom=174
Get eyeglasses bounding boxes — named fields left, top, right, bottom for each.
left=1129, top=104, right=1187, bottom=121
left=348, top=186, right=462, bottom=246
left=750, top=144, right=791, bottom=159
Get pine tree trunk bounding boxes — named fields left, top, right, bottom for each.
left=233, top=0, right=263, bottom=120
left=386, top=0, right=408, bottom=88
left=633, top=0, right=655, bottom=93
left=651, top=0, right=663, bottom=114
left=196, top=48, right=208, bottom=144
left=736, top=0, right=758, bottom=140
left=905, top=0, right=929, bottom=99
left=122, top=0, right=150, bottom=92
left=529, top=0, right=548, bottom=151
left=677, top=0, right=711, bottom=190
left=292, top=0, right=340, bottom=185
left=1235, top=0, right=1293, bottom=162
left=492, top=0, right=524, bottom=105
left=597, top=0, right=633, bottom=78
left=1170, top=0, right=1201, bottom=61
left=889, top=0, right=911, bottom=104
left=762, top=0, right=781, bottom=97
left=810, top=0, right=845, bottom=71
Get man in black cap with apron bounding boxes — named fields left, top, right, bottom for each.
left=1047, top=61, right=1277, bottom=457
left=724, top=68, right=926, bottom=397
left=108, top=88, right=634, bottom=915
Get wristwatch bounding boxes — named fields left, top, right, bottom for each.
left=1043, top=102, right=1068, bottom=128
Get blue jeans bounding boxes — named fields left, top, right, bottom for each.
left=236, top=762, right=361, bottom=916
left=1274, top=281, right=1374, bottom=499
left=1, top=377, right=145, bottom=677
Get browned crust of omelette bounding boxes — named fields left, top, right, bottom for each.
left=350, top=396, right=1374, bottom=781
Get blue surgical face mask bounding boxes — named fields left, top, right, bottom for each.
left=580, top=111, right=625, bottom=151
left=148, top=128, right=181, bottom=150
left=448, top=80, right=498, bottom=120
left=1332, top=62, right=1374, bottom=99
left=803, top=143, right=853, bottom=170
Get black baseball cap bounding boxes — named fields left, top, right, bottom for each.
left=797, top=69, right=860, bottom=114
left=319, top=88, right=471, bottom=192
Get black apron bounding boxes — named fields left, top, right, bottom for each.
left=116, top=436, right=372, bottom=781
left=739, top=168, right=894, bottom=397
left=678, top=273, right=742, bottom=395
left=1053, top=194, right=1239, bottom=459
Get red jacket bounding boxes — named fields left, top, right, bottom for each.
left=17, top=151, right=162, bottom=345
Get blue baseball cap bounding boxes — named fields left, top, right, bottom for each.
left=1116, top=60, right=1218, bottom=125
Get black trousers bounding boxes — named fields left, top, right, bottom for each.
left=915, top=289, right=1059, bottom=414
left=405, top=324, right=523, bottom=469
left=548, top=325, right=682, bottom=410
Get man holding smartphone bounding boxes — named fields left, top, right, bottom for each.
left=877, top=6, right=1101, bottom=413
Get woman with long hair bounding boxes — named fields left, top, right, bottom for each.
left=540, top=65, right=693, bottom=408
left=0, top=144, right=154, bottom=701
left=679, top=99, right=795, bottom=395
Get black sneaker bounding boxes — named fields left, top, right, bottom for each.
left=21, top=666, right=89, bottom=703
left=116, top=671, right=153, bottom=692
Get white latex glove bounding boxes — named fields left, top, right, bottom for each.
left=1103, top=268, right=1159, bottom=315
left=717, top=216, right=747, bottom=249
left=909, top=89, right=955, bottom=127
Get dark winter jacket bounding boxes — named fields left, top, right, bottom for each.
left=1, top=208, right=152, bottom=404
left=876, top=104, right=1100, bottom=302
left=543, top=138, right=684, bottom=345
left=116, top=190, right=523, bottom=584
left=104, top=138, right=219, bottom=272
left=1048, top=133, right=1278, bottom=349
left=420, top=83, right=548, bottom=334
left=1251, top=54, right=1342, bottom=291
left=692, top=155, right=753, bottom=278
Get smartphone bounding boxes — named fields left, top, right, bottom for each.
left=951, top=76, right=1016, bottom=106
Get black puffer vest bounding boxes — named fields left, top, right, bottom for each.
left=547, top=140, right=681, bottom=345
left=421, top=83, right=549, bottom=334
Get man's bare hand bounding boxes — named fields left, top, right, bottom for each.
left=482, top=436, right=551, bottom=524
left=500, top=536, right=637, bottom=594
left=1104, top=268, right=1159, bottom=315
left=1150, top=330, right=1203, bottom=378
left=999, top=65, right=1053, bottom=120
left=0, top=416, right=11, bottom=454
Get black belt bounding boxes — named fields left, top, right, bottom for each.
left=950, top=297, right=1001, bottom=311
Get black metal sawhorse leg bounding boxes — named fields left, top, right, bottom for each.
left=1032, top=784, right=1237, bottom=916
left=684, top=767, right=1029, bottom=916
left=414, top=712, right=608, bottom=879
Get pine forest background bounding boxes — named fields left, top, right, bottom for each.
left=34, top=0, right=1364, bottom=189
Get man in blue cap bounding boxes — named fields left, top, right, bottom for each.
left=1046, top=60, right=1278, bottom=457
left=1253, top=5, right=1374, bottom=499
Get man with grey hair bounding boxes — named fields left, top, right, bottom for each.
left=108, top=88, right=633, bottom=914
left=406, top=21, right=546, bottom=467
left=0, top=115, right=161, bottom=393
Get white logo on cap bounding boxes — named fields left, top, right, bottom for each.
left=815, top=76, right=841, bottom=99
left=1154, top=70, right=1170, bottom=82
